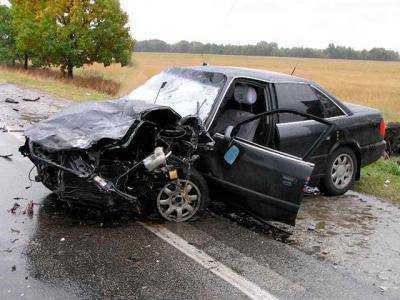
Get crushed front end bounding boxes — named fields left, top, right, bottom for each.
left=20, top=100, right=214, bottom=218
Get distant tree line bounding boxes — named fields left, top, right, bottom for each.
left=0, top=1, right=134, bottom=78
left=135, top=39, right=400, bottom=61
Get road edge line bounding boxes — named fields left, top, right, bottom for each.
left=139, top=222, right=278, bottom=300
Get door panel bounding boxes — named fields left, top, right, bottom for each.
left=277, top=120, right=325, bottom=157
left=276, top=120, right=334, bottom=175
left=200, top=109, right=333, bottom=225
left=207, top=134, right=314, bottom=225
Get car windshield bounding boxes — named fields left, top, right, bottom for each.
left=127, top=68, right=226, bottom=120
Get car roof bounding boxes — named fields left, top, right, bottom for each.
left=188, top=65, right=311, bottom=84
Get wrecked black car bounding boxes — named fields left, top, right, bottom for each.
left=20, top=66, right=384, bottom=225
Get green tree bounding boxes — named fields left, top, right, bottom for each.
left=0, top=5, right=16, bottom=65
left=44, top=0, right=134, bottom=78
left=10, top=0, right=42, bottom=69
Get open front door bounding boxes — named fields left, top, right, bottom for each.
left=205, top=109, right=334, bottom=225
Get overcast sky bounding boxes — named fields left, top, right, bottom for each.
left=1, top=0, right=398, bottom=51
left=120, top=0, right=400, bottom=51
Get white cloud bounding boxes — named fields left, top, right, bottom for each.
left=121, top=0, right=400, bottom=51
left=1, top=0, right=398, bottom=51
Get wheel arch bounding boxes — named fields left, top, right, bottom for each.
left=329, top=140, right=361, bottom=181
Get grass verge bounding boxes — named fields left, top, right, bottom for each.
left=354, top=157, right=400, bottom=202
left=0, top=66, right=111, bottom=101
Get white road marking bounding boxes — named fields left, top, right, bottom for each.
left=4, top=125, right=277, bottom=299
left=140, top=222, right=278, bottom=300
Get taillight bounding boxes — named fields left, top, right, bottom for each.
left=379, top=119, right=386, bottom=138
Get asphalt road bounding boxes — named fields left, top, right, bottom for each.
left=1, top=124, right=397, bottom=299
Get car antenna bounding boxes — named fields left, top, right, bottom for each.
left=290, top=64, right=297, bottom=76
left=154, top=81, right=167, bottom=104
left=290, top=60, right=300, bottom=76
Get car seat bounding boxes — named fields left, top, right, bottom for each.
left=214, top=85, right=260, bottom=141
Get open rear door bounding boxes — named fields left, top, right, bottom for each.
left=207, top=109, right=334, bottom=225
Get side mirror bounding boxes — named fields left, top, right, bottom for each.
left=224, top=125, right=234, bottom=139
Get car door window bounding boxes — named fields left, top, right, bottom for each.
left=310, top=86, right=344, bottom=118
left=275, top=83, right=324, bottom=122
left=275, top=83, right=345, bottom=122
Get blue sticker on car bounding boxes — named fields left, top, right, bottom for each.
left=224, top=145, right=240, bottom=165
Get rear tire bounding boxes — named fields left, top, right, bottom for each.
left=156, top=168, right=209, bottom=222
left=321, top=147, right=357, bottom=196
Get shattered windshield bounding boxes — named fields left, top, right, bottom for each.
left=127, top=68, right=226, bottom=120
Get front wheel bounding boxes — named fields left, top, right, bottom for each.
left=321, top=147, right=357, bottom=196
left=156, top=169, right=209, bottom=222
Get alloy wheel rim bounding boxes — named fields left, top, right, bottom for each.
left=157, top=179, right=201, bottom=222
left=331, top=153, right=354, bottom=190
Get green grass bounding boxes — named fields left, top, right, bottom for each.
left=0, top=67, right=108, bottom=101
left=354, top=158, right=400, bottom=202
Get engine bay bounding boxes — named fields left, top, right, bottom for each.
left=20, top=111, right=214, bottom=219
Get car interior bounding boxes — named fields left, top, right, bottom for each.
left=212, top=80, right=272, bottom=146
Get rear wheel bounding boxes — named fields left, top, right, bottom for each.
left=321, top=147, right=357, bottom=196
left=156, top=169, right=209, bottom=222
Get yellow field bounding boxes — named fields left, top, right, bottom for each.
left=81, top=52, right=400, bottom=121
left=1, top=52, right=399, bottom=121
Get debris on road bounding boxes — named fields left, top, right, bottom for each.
left=23, top=201, right=34, bottom=216
left=10, top=227, right=20, bottom=234
left=22, top=96, right=40, bottom=102
left=8, top=202, right=20, bottom=214
left=0, top=153, right=13, bottom=160
left=304, top=185, right=321, bottom=196
left=11, top=265, right=16, bottom=272
left=379, top=286, right=388, bottom=293
left=60, top=237, right=66, bottom=242
left=307, top=224, right=316, bottom=231
left=12, top=108, right=20, bottom=112
left=5, top=98, right=19, bottom=104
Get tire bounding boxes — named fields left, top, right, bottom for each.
left=156, top=168, right=209, bottom=222
left=321, top=147, right=357, bottom=196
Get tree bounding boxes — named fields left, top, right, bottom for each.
left=135, top=40, right=399, bottom=61
left=0, top=5, right=16, bottom=65
left=10, top=0, right=42, bottom=69
left=43, top=0, right=134, bottom=78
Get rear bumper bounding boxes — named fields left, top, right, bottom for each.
left=360, top=140, right=386, bottom=167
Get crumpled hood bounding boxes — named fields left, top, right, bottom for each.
left=24, top=98, right=165, bottom=151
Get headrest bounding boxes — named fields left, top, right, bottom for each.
left=234, top=85, right=257, bottom=105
